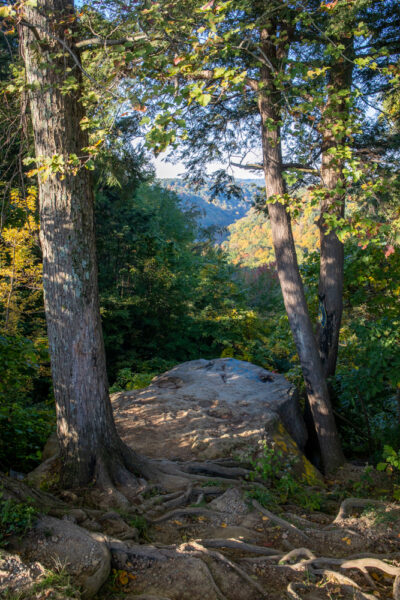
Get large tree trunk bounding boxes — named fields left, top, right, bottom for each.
left=318, top=46, right=354, bottom=378
left=258, top=32, right=344, bottom=473
left=19, top=0, right=148, bottom=494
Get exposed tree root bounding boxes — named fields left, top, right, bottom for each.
left=287, top=582, right=312, bottom=600
left=182, top=540, right=269, bottom=598
left=197, top=558, right=229, bottom=600
left=178, top=461, right=251, bottom=479
left=199, top=538, right=282, bottom=556
left=195, top=492, right=205, bottom=505
left=139, top=489, right=184, bottom=512
left=333, top=497, right=397, bottom=523
left=149, top=506, right=224, bottom=524
left=134, top=596, right=172, bottom=600
left=252, top=500, right=310, bottom=542
left=313, top=570, right=377, bottom=600
left=144, top=486, right=193, bottom=517
left=285, top=512, right=318, bottom=528
left=5, top=458, right=400, bottom=600
left=279, top=548, right=316, bottom=564
left=394, top=575, right=400, bottom=600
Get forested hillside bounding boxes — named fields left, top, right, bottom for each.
left=160, top=178, right=260, bottom=238
left=1, top=0, right=400, bottom=598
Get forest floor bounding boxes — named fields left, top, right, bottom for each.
left=4, top=461, right=400, bottom=600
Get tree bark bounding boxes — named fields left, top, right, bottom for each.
left=318, top=42, right=353, bottom=378
left=258, top=30, right=344, bottom=473
left=19, top=0, right=148, bottom=491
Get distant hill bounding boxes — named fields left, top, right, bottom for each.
left=159, top=178, right=263, bottom=239
left=222, top=205, right=319, bottom=268
left=159, top=178, right=319, bottom=266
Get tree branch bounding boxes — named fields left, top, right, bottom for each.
left=231, top=161, right=264, bottom=171
left=282, top=162, right=320, bottom=175
left=231, top=161, right=320, bottom=175
left=75, top=34, right=147, bottom=49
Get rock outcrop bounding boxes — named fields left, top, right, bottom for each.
left=112, top=358, right=308, bottom=462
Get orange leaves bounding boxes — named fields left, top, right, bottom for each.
left=200, top=0, right=214, bottom=10
left=112, top=569, right=136, bottom=587
left=385, top=245, right=395, bottom=258
left=341, top=536, right=352, bottom=545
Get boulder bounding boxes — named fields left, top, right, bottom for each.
left=9, top=515, right=111, bottom=598
left=112, top=358, right=308, bottom=462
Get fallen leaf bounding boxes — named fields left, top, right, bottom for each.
left=341, top=537, right=351, bottom=545
left=220, top=522, right=227, bottom=528
left=118, top=571, right=129, bottom=586
left=173, top=520, right=183, bottom=525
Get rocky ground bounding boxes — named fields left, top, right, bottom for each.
left=2, top=360, right=400, bottom=600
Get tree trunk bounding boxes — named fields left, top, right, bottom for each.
left=318, top=43, right=353, bottom=378
left=258, top=32, right=344, bottom=473
left=19, top=0, right=148, bottom=493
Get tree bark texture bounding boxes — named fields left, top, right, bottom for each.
left=19, top=0, right=145, bottom=489
left=318, top=43, right=354, bottom=378
left=258, top=30, right=344, bottom=473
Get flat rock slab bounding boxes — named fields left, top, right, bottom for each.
left=112, top=358, right=307, bottom=461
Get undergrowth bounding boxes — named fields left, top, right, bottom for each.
left=2, top=569, right=81, bottom=600
left=0, top=496, right=37, bottom=548
left=246, top=441, right=323, bottom=511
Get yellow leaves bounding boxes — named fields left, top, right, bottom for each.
left=306, top=66, right=329, bottom=79
left=0, top=186, right=41, bottom=333
left=0, top=5, right=13, bottom=18
left=220, top=522, right=227, bottom=528
left=112, top=569, right=136, bottom=587
left=173, top=520, right=183, bottom=525
left=341, top=536, right=352, bottom=545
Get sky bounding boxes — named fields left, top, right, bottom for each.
left=153, top=152, right=263, bottom=180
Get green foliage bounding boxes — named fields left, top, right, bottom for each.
left=110, top=368, right=159, bottom=392
left=96, top=181, right=284, bottom=384
left=350, top=465, right=376, bottom=498
left=302, top=242, right=400, bottom=459
left=377, top=445, right=400, bottom=500
left=247, top=442, right=322, bottom=511
left=377, top=445, right=400, bottom=474
left=0, top=496, right=36, bottom=547
left=128, top=514, right=151, bottom=541
left=0, top=335, right=55, bottom=472
left=2, top=569, right=81, bottom=600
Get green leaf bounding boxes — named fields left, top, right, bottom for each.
left=197, top=93, right=212, bottom=107
left=0, top=6, right=12, bottom=17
